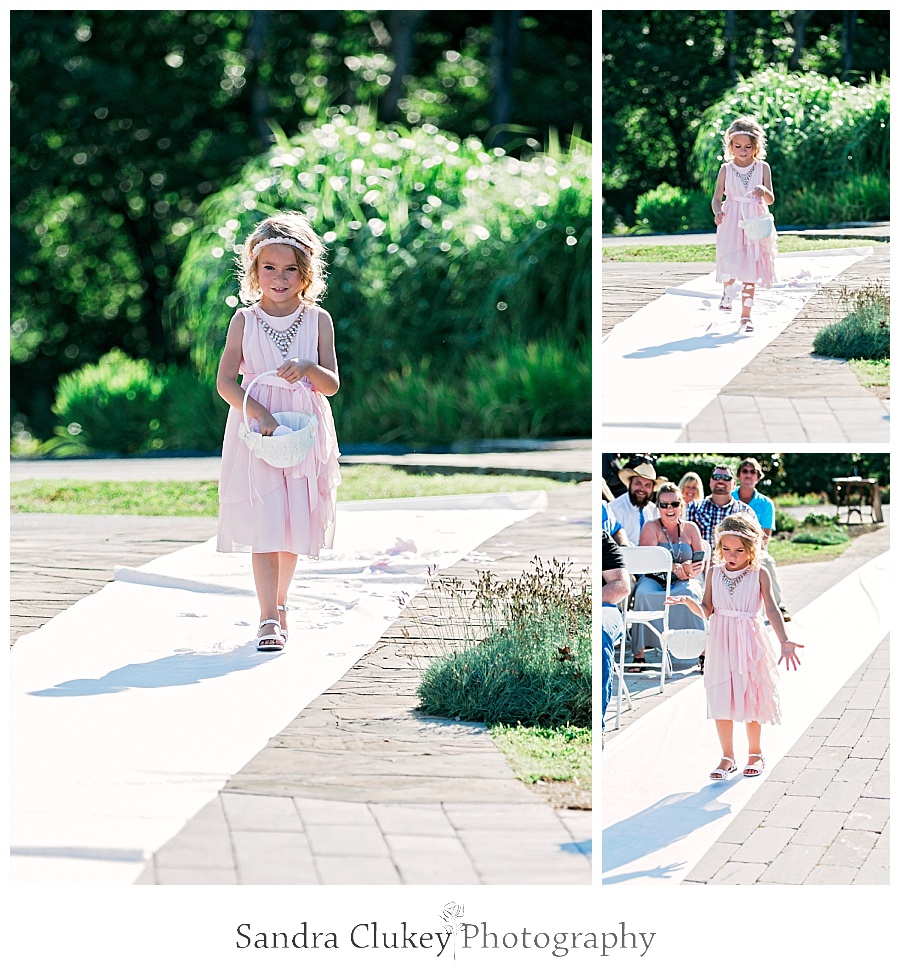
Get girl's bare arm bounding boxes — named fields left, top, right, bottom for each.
left=711, top=165, right=727, bottom=219
left=275, top=308, right=340, bottom=395
left=216, top=311, right=278, bottom=433
left=666, top=569, right=711, bottom=619
left=700, top=568, right=714, bottom=618
left=753, top=161, right=775, bottom=205
left=761, top=567, right=803, bottom=667
left=759, top=567, right=788, bottom=641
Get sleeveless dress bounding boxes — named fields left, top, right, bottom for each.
left=715, top=160, right=777, bottom=288
left=216, top=304, right=341, bottom=556
left=631, top=538, right=705, bottom=655
left=705, top=565, right=781, bottom=724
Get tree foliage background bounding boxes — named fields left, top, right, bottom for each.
left=602, top=10, right=889, bottom=226
left=11, top=10, right=591, bottom=439
left=603, top=453, right=890, bottom=499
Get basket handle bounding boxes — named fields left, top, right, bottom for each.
left=242, top=369, right=279, bottom=432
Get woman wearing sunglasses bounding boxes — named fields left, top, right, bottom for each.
left=628, top=482, right=706, bottom=672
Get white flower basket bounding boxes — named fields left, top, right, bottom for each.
left=739, top=214, right=775, bottom=241
left=664, top=628, right=708, bottom=660
left=238, top=370, right=318, bottom=469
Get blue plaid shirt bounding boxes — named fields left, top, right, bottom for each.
left=686, top=495, right=756, bottom=544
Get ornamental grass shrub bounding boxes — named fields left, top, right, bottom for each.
left=813, top=283, right=890, bottom=360
left=692, top=67, right=889, bottom=225
left=415, top=559, right=592, bottom=727
left=52, top=349, right=167, bottom=455
left=792, top=525, right=850, bottom=546
left=169, top=111, right=591, bottom=444
left=633, top=183, right=710, bottom=234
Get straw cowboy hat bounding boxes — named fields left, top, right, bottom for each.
left=617, top=457, right=667, bottom=491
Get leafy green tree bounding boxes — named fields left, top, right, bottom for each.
left=602, top=10, right=889, bottom=225
left=12, top=10, right=590, bottom=437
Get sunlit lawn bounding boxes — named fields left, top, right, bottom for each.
left=10, top=465, right=565, bottom=516
left=602, top=237, right=884, bottom=263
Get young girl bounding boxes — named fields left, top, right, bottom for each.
left=216, top=212, right=341, bottom=651
left=712, top=117, right=777, bottom=333
left=666, top=513, right=802, bottom=779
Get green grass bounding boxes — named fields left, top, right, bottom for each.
left=10, top=466, right=563, bottom=516
left=768, top=535, right=854, bottom=566
left=490, top=724, right=591, bottom=788
left=602, top=237, right=884, bottom=263
left=849, top=358, right=890, bottom=393
left=772, top=492, right=829, bottom=507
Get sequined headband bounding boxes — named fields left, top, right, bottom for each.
left=714, top=523, right=761, bottom=544
left=250, top=236, right=309, bottom=261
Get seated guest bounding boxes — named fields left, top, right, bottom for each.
left=609, top=456, right=664, bottom=544
left=678, top=471, right=704, bottom=507
left=629, top=483, right=706, bottom=672
left=686, top=463, right=757, bottom=544
left=602, top=499, right=629, bottom=547
left=601, top=531, right=629, bottom=732
left=732, top=456, right=791, bottom=620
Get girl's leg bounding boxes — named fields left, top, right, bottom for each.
left=276, top=552, right=298, bottom=633
left=712, top=719, right=736, bottom=776
left=719, top=279, right=736, bottom=310
left=740, top=282, right=755, bottom=330
left=744, top=721, right=764, bottom=774
left=252, top=552, right=282, bottom=646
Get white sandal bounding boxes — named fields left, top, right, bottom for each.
left=709, top=756, right=737, bottom=780
left=277, top=604, right=289, bottom=645
left=740, top=316, right=754, bottom=333
left=256, top=619, right=285, bottom=652
left=718, top=294, right=733, bottom=311
left=743, top=754, right=765, bottom=777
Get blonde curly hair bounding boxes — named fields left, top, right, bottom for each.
left=722, top=116, right=767, bottom=162
left=714, top=512, right=763, bottom=569
left=238, top=211, right=327, bottom=306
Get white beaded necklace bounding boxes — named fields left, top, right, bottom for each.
left=257, top=307, right=303, bottom=360
left=733, top=160, right=756, bottom=192
left=721, top=567, right=750, bottom=596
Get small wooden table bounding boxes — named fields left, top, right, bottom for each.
left=832, top=477, right=884, bottom=523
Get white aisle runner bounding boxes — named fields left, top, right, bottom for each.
left=602, top=247, right=872, bottom=441
left=602, top=550, right=889, bottom=885
left=11, top=493, right=546, bottom=885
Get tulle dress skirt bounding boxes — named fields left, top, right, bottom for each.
left=705, top=566, right=781, bottom=724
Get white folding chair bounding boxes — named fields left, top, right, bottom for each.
left=662, top=539, right=711, bottom=667
left=620, top=546, right=673, bottom=696
left=610, top=574, right=634, bottom=730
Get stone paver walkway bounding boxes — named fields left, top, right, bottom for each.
left=602, top=230, right=890, bottom=442
left=680, top=244, right=890, bottom=441
left=140, top=483, right=592, bottom=885
left=605, top=515, right=890, bottom=885
left=11, top=450, right=593, bottom=885
left=685, top=634, right=889, bottom=885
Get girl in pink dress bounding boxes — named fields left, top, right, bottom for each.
left=712, top=116, right=777, bottom=333
left=216, top=212, right=341, bottom=651
left=667, top=513, right=802, bottom=779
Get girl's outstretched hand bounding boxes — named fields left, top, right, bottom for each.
left=665, top=595, right=690, bottom=606
left=779, top=641, right=803, bottom=670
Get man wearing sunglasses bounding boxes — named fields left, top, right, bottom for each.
left=686, top=463, right=757, bottom=544
left=732, top=457, right=791, bottom=620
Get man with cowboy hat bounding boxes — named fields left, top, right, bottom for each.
left=608, top=455, right=666, bottom=544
